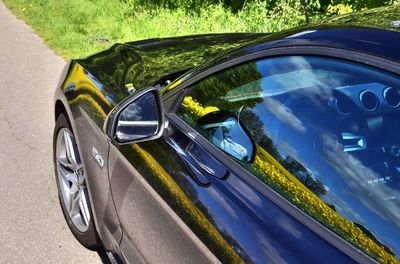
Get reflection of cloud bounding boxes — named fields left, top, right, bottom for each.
left=275, top=138, right=299, bottom=160
left=255, top=231, right=288, bottom=264
left=263, top=97, right=306, bottom=133
left=322, top=133, right=400, bottom=229
left=270, top=56, right=348, bottom=106
left=208, top=188, right=239, bottom=221
left=391, top=20, right=400, bottom=28
left=277, top=217, right=302, bottom=239
left=213, top=214, right=233, bottom=235
left=230, top=177, right=262, bottom=207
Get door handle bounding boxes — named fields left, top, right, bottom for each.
left=166, top=138, right=228, bottom=186
left=186, top=141, right=228, bottom=179
left=166, top=137, right=210, bottom=185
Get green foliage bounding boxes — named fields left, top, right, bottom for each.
left=128, top=0, right=250, bottom=13
left=3, top=0, right=304, bottom=59
left=3, top=0, right=399, bottom=59
left=332, top=0, right=396, bottom=10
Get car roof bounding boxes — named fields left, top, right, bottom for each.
left=215, top=5, right=400, bottom=64
left=237, top=27, right=400, bottom=61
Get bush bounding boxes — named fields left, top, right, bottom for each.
left=3, top=0, right=399, bottom=59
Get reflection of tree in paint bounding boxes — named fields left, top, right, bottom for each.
left=319, top=4, right=400, bottom=32
left=78, top=33, right=264, bottom=107
left=121, top=140, right=244, bottom=263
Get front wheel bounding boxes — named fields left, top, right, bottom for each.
left=53, top=113, right=100, bottom=249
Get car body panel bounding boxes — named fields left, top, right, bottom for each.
left=108, top=142, right=221, bottom=264
left=53, top=5, right=400, bottom=263
left=108, top=122, right=355, bottom=263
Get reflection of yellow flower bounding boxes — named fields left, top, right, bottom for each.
left=132, top=144, right=243, bottom=263
left=182, top=96, right=219, bottom=118
left=180, top=96, right=398, bottom=264
left=64, top=64, right=112, bottom=110
left=163, top=78, right=182, bottom=92
left=68, top=90, right=242, bottom=263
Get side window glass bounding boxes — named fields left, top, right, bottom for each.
left=177, top=56, right=400, bottom=263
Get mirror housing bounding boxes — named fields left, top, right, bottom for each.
left=104, top=87, right=165, bottom=145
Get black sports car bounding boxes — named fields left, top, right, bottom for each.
left=53, top=6, right=400, bottom=264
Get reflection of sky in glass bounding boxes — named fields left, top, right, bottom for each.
left=225, top=69, right=346, bottom=101
left=247, top=56, right=400, bottom=256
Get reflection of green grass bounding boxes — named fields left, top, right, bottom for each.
left=3, top=0, right=303, bottom=59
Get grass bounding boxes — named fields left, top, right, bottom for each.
left=2, top=0, right=304, bottom=59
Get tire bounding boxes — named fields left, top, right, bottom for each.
left=53, top=112, right=100, bottom=250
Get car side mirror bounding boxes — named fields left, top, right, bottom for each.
left=198, top=111, right=256, bottom=163
left=104, top=87, right=165, bottom=145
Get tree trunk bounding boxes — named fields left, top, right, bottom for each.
left=303, top=0, right=310, bottom=24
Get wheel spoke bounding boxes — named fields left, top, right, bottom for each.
left=68, top=183, right=79, bottom=214
left=64, top=173, right=78, bottom=184
left=79, top=190, right=90, bottom=227
left=63, top=130, right=81, bottom=171
left=57, top=163, right=75, bottom=181
left=57, top=156, right=74, bottom=170
left=76, top=168, right=85, bottom=185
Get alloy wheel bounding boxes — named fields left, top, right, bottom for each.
left=56, top=128, right=91, bottom=232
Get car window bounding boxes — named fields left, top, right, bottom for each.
left=176, top=56, right=400, bottom=263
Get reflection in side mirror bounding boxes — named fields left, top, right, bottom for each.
left=104, top=87, right=165, bottom=145
left=116, top=92, right=159, bottom=143
left=198, top=111, right=255, bottom=163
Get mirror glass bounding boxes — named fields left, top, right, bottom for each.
left=198, top=111, right=255, bottom=162
left=116, top=91, right=159, bottom=143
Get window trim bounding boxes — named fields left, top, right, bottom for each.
left=161, top=46, right=400, bottom=263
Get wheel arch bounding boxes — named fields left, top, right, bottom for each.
left=55, top=99, right=67, bottom=122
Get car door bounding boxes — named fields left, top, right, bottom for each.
left=108, top=50, right=400, bottom=263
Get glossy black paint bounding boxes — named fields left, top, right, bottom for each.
left=54, top=5, right=400, bottom=264
left=118, top=125, right=354, bottom=263
left=76, top=33, right=267, bottom=106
